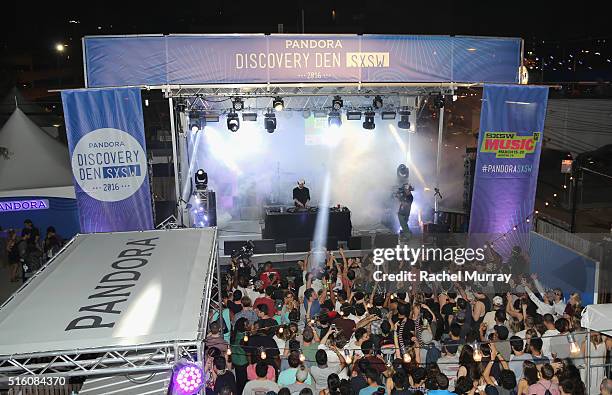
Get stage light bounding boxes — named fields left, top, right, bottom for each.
left=381, top=111, right=396, bottom=120
left=227, top=110, right=240, bottom=132
left=434, top=94, right=445, bottom=109
left=55, top=43, right=66, bottom=52
left=347, top=111, right=362, bottom=120
left=242, top=112, right=257, bottom=122
left=372, top=95, right=383, bottom=109
left=273, top=97, right=284, bottom=111
left=397, top=164, right=409, bottom=180
left=328, top=111, right=342, bottom=128
left=194, top=169, right=208, bottom=190
left=243, top=334, right=249, bottom=342
left=171, top=360, right=204, bottom=395
left=332, top=96, right=343, bottom=111
left=189, top=110, right=203, bottom=133
left=362, top=111, right=375, bottom=130
left=232, top=97, right=244, bottom=111
left=265, top=112, right=277, bottom=133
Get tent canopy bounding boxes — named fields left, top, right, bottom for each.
left=0, top=228, right=216, bottom=356
left=0, top=108, right=73, bottom=192
left=581, top=304, right=612, bottom=336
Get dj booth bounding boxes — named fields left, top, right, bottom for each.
left=263, top=207, right=352, bottom=244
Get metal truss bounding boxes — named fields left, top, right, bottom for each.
left=0, top=229, right=219, bottom=380
left=163, top=83, right=477, bottom=112
left=155, top=215, right=180, bottom=230
left=0, top=342, right=200, bottom=379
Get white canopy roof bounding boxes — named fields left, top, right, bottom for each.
left=0, top=228, right=216, bottom=356
left=581, top=304, right=612, bottom=336
left=0, top=108, right=73, bottom=193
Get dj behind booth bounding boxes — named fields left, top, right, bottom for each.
left=262, top=205, right=352, bottom=245
left=263, top=179, right=352, bottom=245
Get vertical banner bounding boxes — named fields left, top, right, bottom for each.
left=61, top=88, right=154, bottom=232
left=469, top=84, right=548, bottom=254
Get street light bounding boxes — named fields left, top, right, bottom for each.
left=55, top=43, right=66, bottom=52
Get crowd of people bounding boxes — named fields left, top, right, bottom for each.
left=202, top=247, right=612, bottom=395
left=3, top=219, right=63, bottom=282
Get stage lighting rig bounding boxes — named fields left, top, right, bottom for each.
left=398, top=107, right=411, bottom=130
left=434, top=94, right=445, bottom=109
left=328, top=111, right=342, bottom=128
left=363, top=111, right=375, bottom=130
left=397, top=164, right=409, bottom=181
left=373, top=95, right=384, bottom=109
left=227, top=110, right=240, bottom=132
left=265, top=112, right=277, bottom=133
left=232, top=97, right=244, bottom=111
left=169, top=360, right=204, bottom=395
left=189, top=110, right=203, bottom=133
left=194, top=169, right=208, bottom=190
left=273, top=97, right=284, bottom=111
left=332, top=96, right=343, bottom=111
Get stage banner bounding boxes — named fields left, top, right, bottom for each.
left=468, top=84, right=548, bottom=254
left=83, top=34, right=521, bottom=87
left=61, top=87, right=154, bottom=232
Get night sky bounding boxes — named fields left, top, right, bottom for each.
left=1, top=1, right=610, bottom=89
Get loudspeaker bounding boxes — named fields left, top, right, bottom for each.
left=374, top=233, right=398, bottom=248
left=207, top=190, right=217, bottom=227
left=348, top=236, right=372, bottom=250
left=223, top=240, right=249, bottom=256
left=253, top=239, right=276, bottom=254
left=326, top=237, right=338, bottom=251
left=287, top=238, right=311, bottom=252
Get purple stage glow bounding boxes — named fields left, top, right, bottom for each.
left=173, top=363, right=203, bottom=395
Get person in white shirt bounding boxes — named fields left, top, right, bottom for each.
left=343, top=327, right=368, bottom=359
left=541, top=313, right=560, bottom=359
left=530, top=274, right=566, bottom=318
left=437, top=342, right=460, bottom=391
left=482, top=296, right=510, bottom=333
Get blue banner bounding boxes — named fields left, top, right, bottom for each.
left=61, top=88, right=154, bottom=232
left=83, top=34, right=521, bottom=87
left=469, top=84, right=548, bottom=254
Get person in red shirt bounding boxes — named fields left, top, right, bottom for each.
left=259, top=262, right=281, bottom=289
left=254, top=286, right=278, bottom=316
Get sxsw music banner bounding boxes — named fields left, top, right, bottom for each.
left=468, top=84, right=549, bottom=254
left=83, top=34, right=522, bottom=87
left=61, top=88, right=154, bottom=232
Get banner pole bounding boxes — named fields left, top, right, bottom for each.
left=168, top=97, right=184, bottom=226
left=434, top=105, right=444, bottom=222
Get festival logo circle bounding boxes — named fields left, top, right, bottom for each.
left=71, top=128, right=147, bottom=202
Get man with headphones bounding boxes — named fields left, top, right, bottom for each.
left=293, top=179, right=310, bottom=208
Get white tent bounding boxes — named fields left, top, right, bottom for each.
left=0, top=108, right=74, bottom=198
left=581, top=304, right=612, bottom=336
left=0, top=228, right=216, bottom=357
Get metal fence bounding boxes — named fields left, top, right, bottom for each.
left=535, top=217, right=604, bottom=262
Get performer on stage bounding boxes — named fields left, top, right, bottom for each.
left=397, top=183, right=414, bottom=239
left=293, top=179, right=310, bottom=208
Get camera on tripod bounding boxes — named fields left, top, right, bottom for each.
left=231, top=240, right=255, bottom=262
